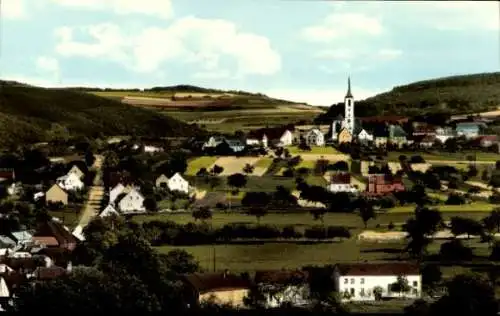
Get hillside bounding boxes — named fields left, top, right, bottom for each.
left=80, top=86, right=325, bottom=133
left=0, top=81, right=202, bottom=147
left=316, top=72, right=500, bottom=122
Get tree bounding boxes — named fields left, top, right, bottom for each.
left=429, top=274, right=497, bottom=316
left=196, top=168, right=209, bottom=177
left=310, top=208, right=326, bottom=225
left=13, top=266, right=161, bottom=312
left=160, top=249, right=200, bottom=274
left=210, top=165, right=224, bottom=176
left=482, top=208, right=500, bottom=233
left=421, top=265, right=442, bottom=292
left=450, top=217, right=483, bottom=239
left=143, top=197, right=158, bottom=212
left=227, top=173, right=247, bottom=192
left=243, top=163, right=254, bottom=175
left=241, top=192, right=271, bottom=208
left=390, top=275, right=411, bottom=297
left=404, top=299, right=430, bottom=316
left=358, top=199, right=376, bottom=228
left=247, top=207, right=268, bottom=225
left=85, top=150, right=96, bottom=167
left=192, top=206, right=212, bottom=222
left=372, top=286, right=383, bottom=301
left=166, top=151, right=188, bottom=175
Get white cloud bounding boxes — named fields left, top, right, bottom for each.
left=50, top=0, right=174, bottom=19
left=35, top=56, right=61, bottom=84
left=407, top=1, right=499, bottom=31
left=264, top=87, right=383, bottom=107
left=301, top=12, right=383, bottom=43
left=53, top=17, right=282, bottom=78
left=3, top=0, right=27, bottom=19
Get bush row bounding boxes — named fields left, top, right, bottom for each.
left=141, top=221, right=351, bottom=246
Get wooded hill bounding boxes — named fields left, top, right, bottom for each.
left=0, top=81, right=202, bottom=148
left=315, top=72, right=500, bottom=123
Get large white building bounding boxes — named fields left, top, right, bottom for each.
left=334, top=262, right=422, bottom=302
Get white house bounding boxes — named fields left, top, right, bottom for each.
left=435, top=127, right=455, bottom=143
left=255, top=271, right=310, bottom=308
left=167, top=173, right=190, bottom=194
left=56, top=172, right=84, bottom=191
left=334, top=263, right=422, bottom=302
left=109, top=183, right=125, bottom=205
left=357, top=129, right=374, bottom=142
left=117, top=189, right=146, bottom=214
left=144, top=145, right=163, bottom=153
left=11, top=231, right=32, bottom=245
left=279, top=130, right=293, bottom=146
left=67, top=165, right=84, bottom=179
left=100, top=204, right=119, bottom=217
left=327, top=173, right=358, bottom=194
left=246, top=134, right=268, bottom=148
left=305, top=129, right=325, bottom=146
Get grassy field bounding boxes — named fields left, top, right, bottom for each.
left=389, top=202, right=495, bottom=213
left=254, top=157, right=273, bottom=168
left=186, top=157, right=218, bottom=175
left=287, top=146, right=340, bottom=155
left=387, top=151, right=500, bottom=162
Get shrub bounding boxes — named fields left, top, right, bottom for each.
left=439, top=240, right=473, bottom=261
left=445, top=193, right=466, bottom=205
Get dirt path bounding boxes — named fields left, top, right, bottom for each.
left=76, top=155, right=105, bottom=228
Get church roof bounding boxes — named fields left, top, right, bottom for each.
left=345, top=77, right=353, bottom=98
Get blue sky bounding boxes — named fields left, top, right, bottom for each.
left=2, top=0, right=499, bottom=105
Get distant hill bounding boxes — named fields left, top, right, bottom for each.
left=79, top=85, right=324, bottom=133
left=0, top=81, right=202, bottom=148
left=315, top=72, right=500, bottom=123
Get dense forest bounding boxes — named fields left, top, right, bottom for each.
left=0, top=81, right=203, bottom=147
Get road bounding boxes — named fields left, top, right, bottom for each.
left=77, top=155, right=105, bottom=228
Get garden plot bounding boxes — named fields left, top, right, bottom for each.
left=252, top=157, right=273, bottom=176
left=209, top=156, right=262, bottom=176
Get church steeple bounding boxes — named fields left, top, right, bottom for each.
left=345, top=76, right=353, bottom=98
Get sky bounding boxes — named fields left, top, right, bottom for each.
left=1, top=0, right=500, bottom=106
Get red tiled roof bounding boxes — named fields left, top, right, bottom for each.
left=33, top=266, right=67, bottom=280
left=183, top=272, right=251, bottom=294
left=478, top=135, right=498, bottom=142
left=254, top=270, right=309, bottom=284
left=34, top=220, right=77, bottom=249
left=32, top=236, right=59, bottom=247
left=330, top=173, right=351, bottom=184
left=336, top=262, right=419, bottom=276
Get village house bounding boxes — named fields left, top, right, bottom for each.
left=254, top=270, right=310, bottom=308
left=155, top=173, right=190, bottom=194
left=366, top=174, right=405, bottom=196
left=455, top=122, right=484, bottom=138
left=10, top=231, right=32, bottom=246
left=56, top=172, right=84, bottom=191
left=357, top=129, right=374, bottom=143
left=338, top=128, right=353, bottom=144
left=247, top=127, right=294, bottom=147
left=373, top=127, right=389, bottom=148
left=435, top=126, right=455, bottom=143
left=32, top=220, right=78, bottom=251
left=245, top=132, right=268, bottom=148
left=474, top=135, right=498, bottom=148
left=67, top=165, right=84, bottom=179
left=117, top=188, right=146, bottom=214
left=182, top=271, right=251, bottom=308
left=155, top=174, right=169, bottom=188
left=388, top=125, right=408, bottom=148
left=45, top=184, right=68, bottom=205
left=203, top=136, right=245, bottom=153
left=304, top=128, right=325, bottom=146
left=99, top=204, right=119, bottom=217
left=334, top=262, right=421, bottom=302
left=412, top=125, right=436, bottom=137
left=413, top=134, right=437, bottom=148
left=327, top=173, right=358, bottom=194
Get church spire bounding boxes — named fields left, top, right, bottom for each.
left=345, top=76, right=353, bottom=98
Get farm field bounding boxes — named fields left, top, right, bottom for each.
left=209, top=157, right=262, bottom=175
left=387, top=151, right=500, bottom=162
left=186, top=156, right=219, bottom=175
left=155, top=235, right=492, bottom=273
left=287, top=146, right=341, bottom=155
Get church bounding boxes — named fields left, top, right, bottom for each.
left=331, top=78, right=373, bottom=143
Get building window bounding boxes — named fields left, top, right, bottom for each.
left=360, top=278, right=365, bottom=284
left=350, top=278, right=354, bottom=284
left=344, top=278, right=348, bottom=284
left=350, top=288, right=355, bottom=297
left=413, top=281, right=418, bottom=287
left=360, top=288, right=365, bottom=297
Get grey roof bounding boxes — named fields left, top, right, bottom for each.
left=11, top=231, right=32, bottom=242
left=0, top=236, right=15, bottom=247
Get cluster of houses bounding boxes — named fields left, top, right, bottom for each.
left=99, top=172, right=192, bottom=217
left=182, top=262, right=422, bottom=308
left=44, top=165, right=86, bottom=206
left=192, top=78, right=499, bottom=154
left=0, top=218, right=77, bottom=310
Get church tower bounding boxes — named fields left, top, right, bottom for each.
left=344, top=76, right=355, bottom=134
